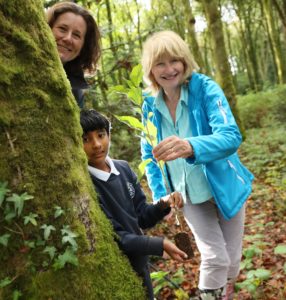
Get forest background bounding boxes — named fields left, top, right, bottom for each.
left=0, top=0, right=285, bottom=299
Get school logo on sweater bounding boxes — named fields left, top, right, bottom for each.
left=126, top=182, right=135, bottom=199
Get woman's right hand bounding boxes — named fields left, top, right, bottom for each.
left=152, top=135, right=193, bottom=162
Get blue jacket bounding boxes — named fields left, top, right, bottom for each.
left=141, top=72, right=254, bottom=220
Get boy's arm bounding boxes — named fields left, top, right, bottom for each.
left=100, top=201, right=164, bottom=256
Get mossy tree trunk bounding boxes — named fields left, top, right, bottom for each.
left=0, top=1, right=145, bottom=299
left=201, top=0, right=244, bottom=135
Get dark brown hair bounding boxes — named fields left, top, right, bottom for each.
left=46, top=1, right=101, bottom=72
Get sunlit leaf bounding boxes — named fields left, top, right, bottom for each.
left=109, top=85, right=129, bottom=95
left=137, top=159, right=152, bottom=180
left=129, top=64, right=143, bottom=87
left=115, top=115, right=145, bottom=131
left=127, top=86, right=143, bottom=106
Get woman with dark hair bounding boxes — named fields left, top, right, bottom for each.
left=46, top=1, right=101, bottom=108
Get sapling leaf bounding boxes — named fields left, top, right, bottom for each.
left=109, top=85, right=129, bottom=95
left=0, top=233, right=11, bottom=247
left=129, top=64, right=143, bottom=87
left=115, top=115, right=146, bottom=132
left=0, top=181, right=10, bottom=207
left=127, top=86, right=143, bottom=106
left=145, top=120, right=158, bottom=146
left=138, top=159, right=152, bottom=181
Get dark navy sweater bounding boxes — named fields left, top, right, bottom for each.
left=89, top=159, right=170, bottom=299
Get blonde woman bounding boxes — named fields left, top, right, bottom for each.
left=140, top=30, right=254, bottom=300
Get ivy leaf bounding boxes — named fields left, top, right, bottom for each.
left=43, top=246, right=57, bottom=260
left=24, top=240, right=35, bottom=249
left=274, top=244, right=286, bottom=255
left=0, top=277, right=12, bottom=288
left=6, top=192, right=33, bottom=217
left=129, top=64, right=143, bottom=87
left=61, top=226, right=78, bottom=250
left=54, top=206, right=65, bottom=219
left=0, top=233, right=11, bottom=247
left=53, top=247, right=78, bottom=270
left=23, top=213, right=38, bottom=226
left=41, top=224, right=56, bottom=240
left=0, top=181, right=10, bottom=207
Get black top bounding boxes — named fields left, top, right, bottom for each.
left=64, top=59, right=88, bottom=108
left=89, top=159, right=170, bottom=299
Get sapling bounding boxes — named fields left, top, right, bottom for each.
left=111, top=64, right=194, bottom=258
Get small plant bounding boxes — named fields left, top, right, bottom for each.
left=151, top=268, right=188, bottom=299
left=0, top=181, right=79, bottom=296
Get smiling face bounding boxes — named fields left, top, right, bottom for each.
left=151, top=56, right=185, bottom=92
left=82, top=129, right=110, bottom=171
left=51, top=12, right=87, bottom=64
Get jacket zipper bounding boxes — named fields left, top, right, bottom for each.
left=227, top=160, right=245, bottom=184
left=217, top=100, right=228, bottom=124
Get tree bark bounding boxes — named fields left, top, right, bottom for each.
left=0, top=1, right=145, bottom=299
left=182, top=0, right=206, bottom=73
left=200, top=0, right=244, bottom=133
left=262, top=0, right=286, bottom=83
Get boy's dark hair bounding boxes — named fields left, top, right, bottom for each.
left=80, top=109, right=111, bottom=135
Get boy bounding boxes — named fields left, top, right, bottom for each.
left=80, top=109, right=187, bottom=300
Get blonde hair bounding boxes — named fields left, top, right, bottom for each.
left=141, top=30, right=198, bottom=94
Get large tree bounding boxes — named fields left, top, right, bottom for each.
left=0, top=1, right=145, bottom=299
left=200, top=0, right=243, bottom=132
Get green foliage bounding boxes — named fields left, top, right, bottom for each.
left=237, top=85, right=286, bottom=129
left=151, top=268, right=186, bottom=297
left=235, top=269, right=271, bottom=295
left=111, top=64, right=162, bottom=181
left=274, top=244, right=286, bottom=255
left=0, top=183, right=79, bottom=297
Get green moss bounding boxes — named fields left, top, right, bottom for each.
left=0, top=1, right=146, bottom=299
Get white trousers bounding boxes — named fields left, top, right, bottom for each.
left=183, top=199, right=245, bottom=290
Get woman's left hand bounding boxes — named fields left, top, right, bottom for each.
left=152, top=135, right=193, bottom=161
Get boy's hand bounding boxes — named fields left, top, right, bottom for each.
left=163, top=239, right=187, bottom=261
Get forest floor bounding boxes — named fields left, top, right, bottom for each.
left=145, top=127, right=286, bottom=300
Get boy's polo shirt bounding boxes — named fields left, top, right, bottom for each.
left=155, top=86, right=213, bottom=204
left=88, top=156, right=120, bottom=181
